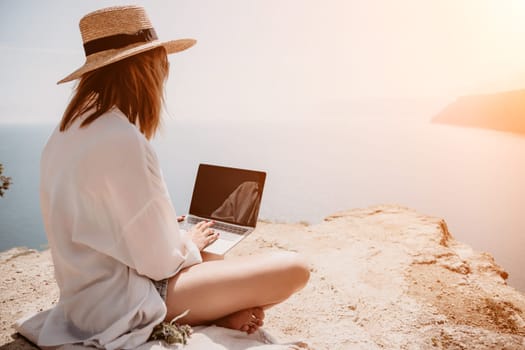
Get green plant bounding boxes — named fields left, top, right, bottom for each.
left=0, top=163, right=12, bottom=197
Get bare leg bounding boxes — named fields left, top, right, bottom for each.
left=165, top=251, right=309, bottom=333
left=199, top=251, right=261, bottom=333
left=200, top=251, right=224, bottom=262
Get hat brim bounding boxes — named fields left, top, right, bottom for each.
left=57, top=38, right=196, bottom=84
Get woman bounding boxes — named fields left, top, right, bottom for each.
left=38, top=5, right=309, bottom=349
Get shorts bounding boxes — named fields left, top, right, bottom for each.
left=152, top=278, right=169, bottom=302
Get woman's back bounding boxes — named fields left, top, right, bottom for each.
left=39, top=109, right=173, bottom=349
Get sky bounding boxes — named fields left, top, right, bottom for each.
left=1, top=0, right=525, bottom=123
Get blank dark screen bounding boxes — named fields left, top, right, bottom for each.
left=189, top=164, right=266, bottom=227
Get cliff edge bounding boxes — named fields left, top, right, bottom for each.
left=1, top=205, right=524, bottom=349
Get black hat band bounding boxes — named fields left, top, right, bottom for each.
left=83, top=28, right=158, bottom=56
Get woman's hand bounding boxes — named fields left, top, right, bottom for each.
left=189, top=220, right=219, bottom=251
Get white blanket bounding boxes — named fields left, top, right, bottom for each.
left=14, top=310, right=309, bottom=350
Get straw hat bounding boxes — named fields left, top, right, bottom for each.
left=57, top=5, right=196, bottom=84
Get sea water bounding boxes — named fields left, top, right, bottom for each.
left=0, top=115, right=524, bottom=291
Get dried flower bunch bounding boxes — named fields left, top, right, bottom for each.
left=149, top=310, right=193, bottom=345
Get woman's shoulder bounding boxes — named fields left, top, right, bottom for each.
left=99, top=108, right=143, bottom=135
left=90, top=108, right=149, bottom=149
left=55, top=108, right=156, bottom=173
left=43, top=108, right=145, bottom=160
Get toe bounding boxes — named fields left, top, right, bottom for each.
left=252, top=307, right=265, bottom=321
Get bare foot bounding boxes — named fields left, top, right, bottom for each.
left=214, top=307, right=265, bottom=334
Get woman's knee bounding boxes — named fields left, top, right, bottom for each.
left=270, top=251, right=310, bottom=291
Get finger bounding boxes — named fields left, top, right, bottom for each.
left=195, top=220, right=206, bottom=229
left=207, top=232, right=219, bottom=241
left=204, top=233, right=219, bottom=247
left=177, top=215, right=185, bottom=222
left=195, top=221, right=214, bottom=231
left=202, top=220, right=215, bottom=229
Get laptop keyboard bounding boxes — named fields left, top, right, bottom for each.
left=186, top=216, right=249, bottom=236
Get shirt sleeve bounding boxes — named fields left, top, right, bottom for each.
left=121, top=194, right=202, bottom=281
left=71, top=121, right=202, bottom=280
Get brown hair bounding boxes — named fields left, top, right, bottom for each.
left=59, top=47, right=169, bottom=140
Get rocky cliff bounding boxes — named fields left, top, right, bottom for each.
left=1, top=205, right=524, bottom=349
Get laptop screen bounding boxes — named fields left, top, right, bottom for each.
left=189, top=164, right=266, bottom=227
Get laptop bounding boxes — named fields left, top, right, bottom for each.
left=180, top=163, right=267, bottom=255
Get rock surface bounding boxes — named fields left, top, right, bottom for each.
left=1, top=205, right=525, bottom=349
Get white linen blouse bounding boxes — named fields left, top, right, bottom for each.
left=37, top=108, right=202, bottom=349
